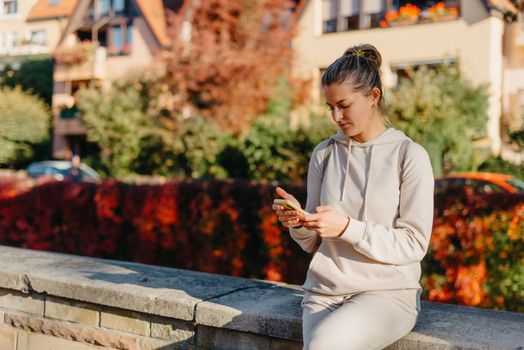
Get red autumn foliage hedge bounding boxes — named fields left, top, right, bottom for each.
left=0, top=177, right=310, bottom=283
left=0, top=176, right=522, bottom=312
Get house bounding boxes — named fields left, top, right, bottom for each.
left=291, top=0, right=523, bottom=162
left=51, top=0, right=182, bottom=159
left=0, top=0, right=76, bottom=68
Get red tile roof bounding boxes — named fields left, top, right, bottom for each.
left=488, top=0, right=518, bottom=14
left=27, top=0, right=79, bottom=21
left=135, top=0, right=170, bottom=47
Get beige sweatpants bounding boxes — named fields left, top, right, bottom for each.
left=302, top=288, right=420, bottom=350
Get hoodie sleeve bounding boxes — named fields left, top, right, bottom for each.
left=288, top=141, right=328, bottom=253
left=339, top=142, right=434, bottom=265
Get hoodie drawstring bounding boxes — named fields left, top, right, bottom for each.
left=340, top=141, right=375, bottom=221
left=362, top=145, right=374, bottom=221
left=341, top=139, right=352, bottom=201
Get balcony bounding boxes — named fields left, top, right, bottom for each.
left=54, top=106, right=87, bottom=136
left=54, top=44, right=107, bottom=82
left=322, top=1, right=460, bottom=34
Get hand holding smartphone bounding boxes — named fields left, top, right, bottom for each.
left=273, top=198, right=307, bottom=215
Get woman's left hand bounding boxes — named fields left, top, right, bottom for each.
left=303, top=206, right=350, bottom=238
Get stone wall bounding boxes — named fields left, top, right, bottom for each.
left=0, top=245, right=522, bottom=350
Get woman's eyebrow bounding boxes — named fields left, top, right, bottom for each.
left=325, top=99, right=349, bottom=105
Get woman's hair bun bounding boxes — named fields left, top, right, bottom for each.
left=343, top=44, right=382, bottom=69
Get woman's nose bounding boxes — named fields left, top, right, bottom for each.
left=332, top=108, right=342, bottom=122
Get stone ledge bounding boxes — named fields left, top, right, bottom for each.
left=0, top=245, right=522, bottom=349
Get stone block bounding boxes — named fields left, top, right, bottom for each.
left=196, top=325, right=270, bottom=350
left=195, top=285, right=303, bottom=341
left=16, top=330, right=113, bottom=350
left=45, top=296, right=99, bottom=325
left=100, top=307, right=150, bottom=336
left=137, top=337, right=190, bottom=350
left=0, top=289, right=44, bottom=316
left=150, top=316, right=194, bottom=343
left=6, top=311, right=138, bottom=349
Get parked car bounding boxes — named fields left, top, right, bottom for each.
left=435, top=172, right=524, bottom=194
left=26, top=161, right=101, bottom=182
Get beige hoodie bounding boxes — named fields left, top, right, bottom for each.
left=290, top=128, right=434, bottom=295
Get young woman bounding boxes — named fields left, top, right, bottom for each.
left=272, top=44, right=434, bottom=349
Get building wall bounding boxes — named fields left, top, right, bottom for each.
left=504, top=14, right=524, bottom=131
left=0, top=0, right=66, bottom=57
left=292, top=0, right=506, bottom=154
left=25, top=17, right=70, bottom=54
left=104, top=17, right=159, bottom=81
left=51, top=12, right=163, bottom=159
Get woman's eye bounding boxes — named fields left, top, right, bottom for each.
left=340, top=105, right=350, bottom=109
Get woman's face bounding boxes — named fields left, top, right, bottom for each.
left=322, top=82, right=378, bottom=137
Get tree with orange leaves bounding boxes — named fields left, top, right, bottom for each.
left=162, top=0, right=309, bottom=134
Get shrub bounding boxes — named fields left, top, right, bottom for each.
left=0, top=56, right=53, bottom=106
left=423, top=188, right=524, bottom=312
left=0, top=87, right=51, bottom=167
left=243, top=114, right=338, bottom=183
left=387, top=65, right=489, bottom=176
left=478, top=156, right=524, bottom=180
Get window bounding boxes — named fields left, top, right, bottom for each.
left=340, top=0, right=359, bottom=30
left=390, top=59, right=457, bottom=85
left=466, top=179, right=505, bottom=194
left=111, top=25, right=122, bottom=51
left=100, top=0, right=111, bottom=16
left=5, top=31, right=17, bottom=48
left=322, top=0, right=386, bottom=33
left=109, top=22, right=132, bottom=55
left=125, top=23, right=132, bottom=52
left=507, top=178, right=524, bottom=193
left=31, top=30, right=47, bottom=46
left=113, top=0, right=125, bottom=13
left=322, top=0, right=337, bottom=33
left=3, top=0, right=17, bottom=15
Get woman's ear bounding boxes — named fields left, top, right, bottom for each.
left=370, top=87, right=381, bottom=105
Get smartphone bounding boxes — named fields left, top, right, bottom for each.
left=273, top=199, right=307, bottom=215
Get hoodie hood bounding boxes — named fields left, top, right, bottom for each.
left=331, top=127, right=408, bottom=147
left=330, top=128, right=409, bottom=220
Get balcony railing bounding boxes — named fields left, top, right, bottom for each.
left=322, top=2, right=460, bottom=33
left=53, top=43, right=107, bottom=81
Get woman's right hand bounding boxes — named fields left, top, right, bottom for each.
left=272, top=187, right=306, bottom=228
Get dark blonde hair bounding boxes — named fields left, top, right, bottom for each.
left=321, top=44, right=385, bottom=112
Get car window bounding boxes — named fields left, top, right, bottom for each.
left=79, top=164, right=100, bottom=180
left=435, top=178, right=465, bottom=194
left=506, top=178, right=524, bottom=193
left=28, top=165, right=46, bottom=176
left=466, top=179, right=505, bottom=193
